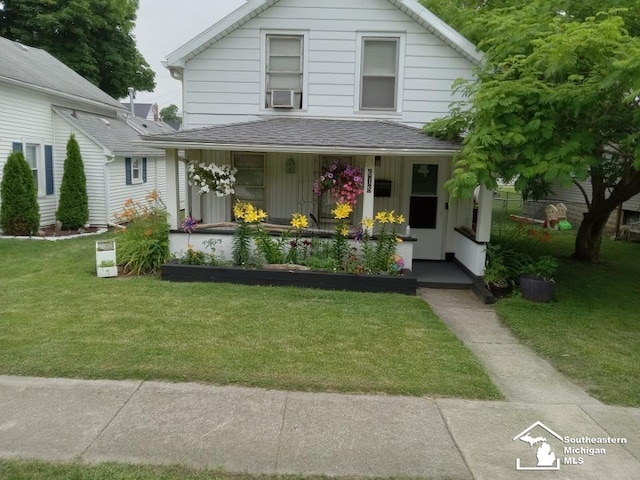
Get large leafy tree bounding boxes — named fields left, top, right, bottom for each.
left=160, top=104, right=182, bottom=124
left=0, top=0, right=155, bottom=99
left=423, top=1, right=640, bottom=261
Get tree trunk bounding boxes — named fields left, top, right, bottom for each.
left=572, top=211, right=611, bottom=262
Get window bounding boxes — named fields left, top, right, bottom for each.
left=266, top=35, right=304, bottom=109
left=126, top=157, right=147, bottom=185
left=360, top=38, right=399, bottom=111
left=13, top=141, right=53, bottom=195
left=233, top=153, right=265, bottom=213
left=132, top=158, right=141, bottom=183
left=24, top=144, right=39, bottom=188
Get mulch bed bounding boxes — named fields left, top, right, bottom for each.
left=39, top=225, right=101, bottom=237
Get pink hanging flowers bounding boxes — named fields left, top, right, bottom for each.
left=313, top=160, right=364, bottom=206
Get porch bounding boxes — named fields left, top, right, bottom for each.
left=139, top=117, right=494, bottom=278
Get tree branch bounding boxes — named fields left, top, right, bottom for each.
left=573, top=179, right=592, bottom=209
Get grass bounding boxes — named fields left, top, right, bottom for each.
left=0, top=235, right=500, bottom=399
left=495, top=230, right=640, bottom=406
left=0, top=460, right=453, bottom=480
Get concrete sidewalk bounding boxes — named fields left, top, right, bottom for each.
left=1, top=289, right=639, bottom=479
left=1, top=376, right=639, bottom=479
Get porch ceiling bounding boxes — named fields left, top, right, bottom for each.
left=138, top=117, right=461, bottom=156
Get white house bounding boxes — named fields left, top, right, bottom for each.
left=140, top=0, right=492, bottom=277
left=0, top=36, right=174, bottom=229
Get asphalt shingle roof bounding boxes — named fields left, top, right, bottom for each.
left=56, top=108, right=174, bottom=157
left=142, top=117, right=460, bottom=152
left=0, top=36, right=124, bottom=110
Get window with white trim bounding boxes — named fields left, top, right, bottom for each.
left=266, top=35, right=304, bottom=109
left=24, top=144, right=41, bottom=192
left=131, top=158, right=142, bottom=184
left=360, top=37, right=399, bottom=111
left=233, top=153, right=265, bottom=213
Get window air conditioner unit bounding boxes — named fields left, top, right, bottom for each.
left=271, top=89, right=295, bottom=108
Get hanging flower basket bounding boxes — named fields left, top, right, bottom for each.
left=187, top=162, right=237, bottom=196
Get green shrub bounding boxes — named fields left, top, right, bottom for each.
left=0, top=151, right=40, bottom=235
left=56, top=135, right=89, bottom=230
left=115, top=192, right=169, bottom=275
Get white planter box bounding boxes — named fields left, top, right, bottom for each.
left=97, top=266, right=118, bottom=278
left=96, top=240, right=117, bottom=278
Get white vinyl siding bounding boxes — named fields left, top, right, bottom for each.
left=53, top=115, right=108, bottom=226
left=360, top=38, right=399, bottom=111
left=182, top=0, right=476, bottom=129
left=0, top=83, right=57, bottom=224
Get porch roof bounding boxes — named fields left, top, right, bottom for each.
left=139, top=117, right=461, bottom=156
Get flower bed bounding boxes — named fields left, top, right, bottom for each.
left=161, top=260, right=417, bottom=295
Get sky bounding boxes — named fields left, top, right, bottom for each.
left=132, top=0, right=246, bottom=108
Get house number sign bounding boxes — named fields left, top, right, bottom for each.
left=367, top=168, right=373, bottom=193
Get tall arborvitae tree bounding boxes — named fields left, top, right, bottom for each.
left=56, top=134, right=89, bottom=230
left=0, top=151, right=40, bottom=235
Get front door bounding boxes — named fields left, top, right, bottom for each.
left=407, top=161, right=446, bottom=260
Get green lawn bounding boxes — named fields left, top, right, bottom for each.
left=0, top=460, right=452, bottom=480
left=495, top=232, right=640, bottom=406
left=0, top=235, right=499, bottom=399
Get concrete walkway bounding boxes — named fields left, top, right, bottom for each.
left=1, top=290, right=639, bottom=479
left=418, top=288, right=601, bottom=405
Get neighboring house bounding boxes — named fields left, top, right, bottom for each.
left=140, top=0, right=493, bottom=276
left=53, top=108, right=174, bottom=225
left=120, top=102, right=160, bottom=122
left=0, top=36, right=173, bottom=228
left=523, top=182, right=640, bottom=235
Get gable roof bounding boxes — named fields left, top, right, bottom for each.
left=139, top=117, right=460, bottom=155
left=120, top=102, right=155, bottom=119
left=165, top=0, right=482, bottom=74
left=54, top=108, right=172, bottom=157
left=0, top=36, right=124, bottom=111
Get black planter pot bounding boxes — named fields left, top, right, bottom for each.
left=519, top=274, right=555, bottom=303
left=489, top=283, right=513, bottom=299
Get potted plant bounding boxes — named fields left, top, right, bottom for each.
left=483, top=244, right=516, bottom=298
left=519, top=255, right=558, bottom=302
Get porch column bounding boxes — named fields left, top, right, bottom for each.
left=186, top=150, right=201, bottom=220
left=362, top=155, right=375, bottom=230
left=475, top=185, right=494, bottom=242
left=165, top=148, right=180, bottom=230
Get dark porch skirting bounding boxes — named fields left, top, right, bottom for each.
left=161, top=261, right=417, bottom=295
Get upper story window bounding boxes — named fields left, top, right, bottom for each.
left=359, top=37, right=400, bottom=111
left=265, top=34, right=304, bottom=109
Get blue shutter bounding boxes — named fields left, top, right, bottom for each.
left=142, top=158, right=147, bottom=183
left=45, top=145, right=54, bottom=195
left=125, top=157, right=132, bottom=185
left=12, top=142, right=23, bottom=153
